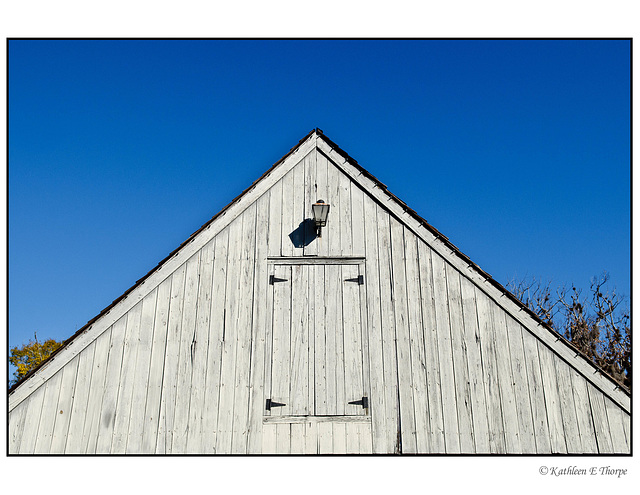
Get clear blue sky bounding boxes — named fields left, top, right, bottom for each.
left=8, top=39, right=630, bottom=354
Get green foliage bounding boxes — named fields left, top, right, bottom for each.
left=9, top=333, right=63, bottom=386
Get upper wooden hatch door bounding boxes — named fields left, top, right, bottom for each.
left=266, top=263, right=368, bottom=417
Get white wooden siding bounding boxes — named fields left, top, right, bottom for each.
left=9, top=136, right=630, bottom=454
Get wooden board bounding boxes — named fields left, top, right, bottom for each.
left=111, top=301, right=143, bottom=453
left=537, top=342, right=568, bottom=453
left=569, top=371, right=598, bottom=453
left=504, top=317, right=536, bottom=453
left=491, top=304, right=521, bottom=453
left=431, top=254, right=460, bottom=453
left=63, top=340, right=96, bottom=453
left=475, top=289, right=505, bottom=453
left=459, top=276, right=490, bottom=453
left=389, top=221, right=417, bottom=453
left=141, top=277, right=171, bottom=453
left=446, top=264, right=475, bottom=453
left=520, top=327, right=551, bottom=453
left=418, top=242, right=445, bottom=453
left=125, top=288, right=159, bottom=453
left=49, top=355, right=79, bottom=453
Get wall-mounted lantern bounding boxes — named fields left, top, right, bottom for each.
left=312, top=199, right=330, bottom=238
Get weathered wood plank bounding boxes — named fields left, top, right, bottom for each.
left=292, top=153, right=306, bottom=255
left=95, top=315, right=128, bottom=453
left=261, top=423, right=277, bottom=454
left=314, top=264, right=328, bottom=415
left=290, top=423, right=305, bottom=454
left=317, top=422, right=332, bottom=454
left=587, top=382, right=614, bottom=453
left=155, top=263, right=186, bottom=453
left=280, top=168, right=296, bottom=258
left=269, top=264, right=292, bottom=417
left=431, top=254, right=460, bottom=453
left=445, top=264, right=475, bottom=453
left=49, top=355, right=79, bottom=453
left=376, top=204, right=400, bottom=453
left=111, top=301, right=143, bottom=453
left=304, top=422, right=318, bottom=454
left=331, top=265, right=346, bottom=415
left=553, top=352, right=582, bottom=453
left=342, top=264, right=366, bottom=417
left=417, top=242, right=445, bottom=453
left=350, top=181, right=366, bottom=257
left=357, top=423, right=373, bottom=454
left=8, top=395, right=29, bottom=454
left=263, top=415, right=373, bottom=424
left=344, top=422, right=358, bottom=454
left=307, top=264, right=316, bottom=418
left=363, top=196, right=389, bottom=453
left=290, top=264, right=310, bottom=415
left=404, top=234, right=430, bottom=454
left=389, top=221, right=417, bottom=453
left=231, top=204, right=258, bottom=453
left=520, top=328, right=551, bottom=453
left=183, top=241, right=214, bottom=453
left=303, top=150, right=318, bottom=256
left=327, top=157, right=342, bottom=258
left=604, top=396, right=629, bottom=453
left=82, top=327, right=111, bottom=453
left=569, top=371, right=598, bottom=453
left=474, top=289, right=505, bottom=453
left=34, top=369, right=63, bottom=453
left=267, top=176, right=283, bottom=258
left=490, top=305, right=521, bottom=453
left=537, top=341, right=567, bottom=453
left=504, top=318, right=536, bottom=453
left=124, top=289, right=158, bottom=453
left=141, top=277, right=171, bottom=453
left=216, top=217, right=244, bottom=453
left=338, top=169, right=353, bottom=256
left=63, top=340, right=96, bottom=453
left=17, top=384, right=46, bottom=453
left=276, top=423, right=291, bottom=454
left=247, top=193, right=271, bottom=453
left=316, top=150, right=329, bottom=257
left=201, top=228, right=229, bottom=453
left=459, top=276, right=490, bottom=453
left=170, top=252, right=201, bottom=453
left=267, top=256, right=364, bottom=264
left=621, top=407, right=630, bottom=451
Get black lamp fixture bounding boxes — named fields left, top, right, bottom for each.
left=312, top=199, right=330, bottom=238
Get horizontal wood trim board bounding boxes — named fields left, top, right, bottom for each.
left=267, top=257, right=365, bottom=265
left=263, top=415, right=372, bottom=424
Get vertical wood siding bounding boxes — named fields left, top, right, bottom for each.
left=9, top=145, right=629, bottom=454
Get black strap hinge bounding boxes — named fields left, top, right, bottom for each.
left=348, top=396, right=369, bottom=409
left=344, top=275, right=364, bottom=285
left=269, top=275, right=288, bottom=285
left=266, top=399, right=286, bottom=411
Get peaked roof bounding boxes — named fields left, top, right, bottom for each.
left=9, top=129, right=631, bottom=408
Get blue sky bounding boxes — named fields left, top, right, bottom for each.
left=8, top=39, right=630, bottom=355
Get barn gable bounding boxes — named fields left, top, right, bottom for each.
left=9, top=130, right=630, bottom=454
